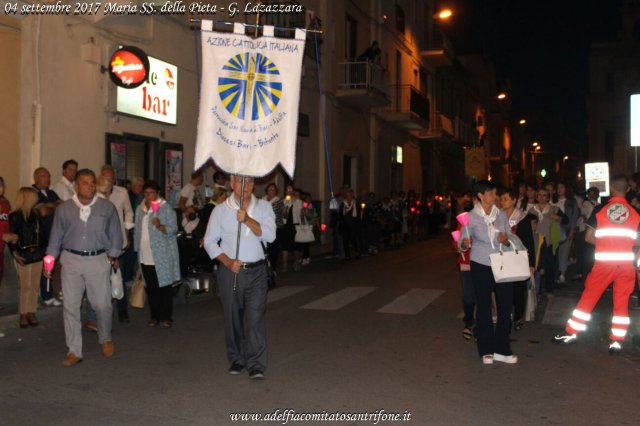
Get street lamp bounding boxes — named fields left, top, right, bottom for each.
left=519, top=119, right=527, bottom=125
left=497, top=92, right=507, bottom=100
left=562, top=155, right=569, bottom=178
left=435, top=8, right=453, bottom=20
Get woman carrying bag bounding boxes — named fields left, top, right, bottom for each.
left=459, top=180, right=518, bottom=365
left=133, top=181, right=180, bottom=329
left=9, top=187, right=47, bottom=328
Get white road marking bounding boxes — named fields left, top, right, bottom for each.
left=300, top=286, right=377, bottom=311
left=377, top=289, right=445, bottom=315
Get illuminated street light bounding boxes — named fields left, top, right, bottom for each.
left=532, top=141, right=539, bottom=147
left=563, top=155, right=569, bottom=161
left=435, top=8, right=453, bottom=20
left=535, top=146, right=541, bottom=151
left=519, top=119, right=527, bottom=125
left=497, top=93, right=507, bottom=100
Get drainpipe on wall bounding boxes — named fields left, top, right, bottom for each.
left=30, top=15, right=43, bottom=177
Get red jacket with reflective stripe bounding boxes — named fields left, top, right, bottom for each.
left=592, top=196, right=640, bottom=264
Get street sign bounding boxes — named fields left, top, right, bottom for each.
left=585, top=162, right=610, bottom=197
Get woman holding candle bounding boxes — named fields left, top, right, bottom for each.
left=9, top=187, right=47, bottom=328
left=453, top=197, right=474, bottom=340
left=459, top=180, right=517, bottom=365
left=134, top=180, right=180, bottom=328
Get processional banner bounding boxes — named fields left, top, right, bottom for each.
left=195, top=22, right=306, bottom=177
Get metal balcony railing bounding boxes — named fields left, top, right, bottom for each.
left=337, top=61, right=390, bottom=97
left=388, top=85, right=429, bottom=122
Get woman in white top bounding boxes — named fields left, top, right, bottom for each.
left=459, top=181, right=517, bottom=365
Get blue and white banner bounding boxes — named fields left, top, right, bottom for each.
left=195, top=22, right=306, bottom=178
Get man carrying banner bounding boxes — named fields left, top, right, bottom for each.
left=196, top=21, right=306, bottom=379
left=204, top=175, right=275, bottom=380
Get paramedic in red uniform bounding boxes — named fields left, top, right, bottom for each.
left=553, top=175, right=640, bottom=354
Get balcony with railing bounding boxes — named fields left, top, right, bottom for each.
left=420, top=30, right=455, bottom=67
left=412, top=112, right=454, bottom=140
left=335, top=61, right=391, bottom=109
left=380, top=85, right=429, bottom=131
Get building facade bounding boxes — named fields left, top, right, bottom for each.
left=587, top=0, right=640, bottom=175
left=2, top=0, right=512, bottom=224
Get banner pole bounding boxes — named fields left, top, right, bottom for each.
left=233, top=176, right=246, bottom=291
left=232, top=8, right=259, bottom=291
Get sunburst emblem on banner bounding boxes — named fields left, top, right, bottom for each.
left=218, top=52, right=283, bottom=121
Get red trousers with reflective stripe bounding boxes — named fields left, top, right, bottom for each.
left=565, top=262, right=635, bottom=341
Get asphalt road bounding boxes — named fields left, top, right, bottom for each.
left=1, top=235, right=640, bottom=425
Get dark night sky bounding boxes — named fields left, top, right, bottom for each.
left=443, top=0, right=623, bottom=160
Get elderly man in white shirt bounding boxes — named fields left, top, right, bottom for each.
left=52, top=159, right=78, bottom=201
left=204, top=175, right=275, bottom=380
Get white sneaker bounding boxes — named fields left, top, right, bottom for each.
left=482, top=355, right=493, bottom=365
left=45, top=298, right=62, bottom=307
left=558, top=274, right=566, bottom=284
left=493, top=353, right=518, bottom=364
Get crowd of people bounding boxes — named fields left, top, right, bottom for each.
left=454, top=174, right=640, bottom=363
left=4, top=158, right=639, bottom=369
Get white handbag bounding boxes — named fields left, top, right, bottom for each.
left=110, top=268, right=124, bottom=300
left=295, top=224, right=315, bottom=243
left=489, top=244, right=531, bottom=283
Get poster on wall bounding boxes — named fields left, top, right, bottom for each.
left=110, top=142, right=126, bottom=184
left=164, top=148, right=183, bottom=208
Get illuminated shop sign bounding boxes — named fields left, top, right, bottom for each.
left=109, top=46, right=150, bottom=89
left=585, top=162, right=610, bottom=197
left=116, top=56, right=178, bottom=124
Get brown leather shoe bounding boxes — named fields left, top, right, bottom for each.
left=101, top=341, right=114, bottom=358
left=27, top=312, right=39, bottom=327
left=62, top=353, right=82, bottom=367
left=19, top=314, right=29, bottom=328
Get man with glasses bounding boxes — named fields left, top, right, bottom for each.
left=203, top=175, right=275, bottom=380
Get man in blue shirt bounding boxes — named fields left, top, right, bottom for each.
left=204, top=175, right=276, bottom=380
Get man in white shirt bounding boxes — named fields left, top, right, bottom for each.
left=52, top=159, right=78, bottom=201
left=204, top=175, right=276, bottom=380
left=101, top=165, right=135, bottom=322
left=179, top=170, right=205, bottom=215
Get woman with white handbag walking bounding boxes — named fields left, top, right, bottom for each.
left=459, top=180, right=519, bottom=365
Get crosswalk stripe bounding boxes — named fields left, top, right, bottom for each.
left=542, top=296, right=575, bottom=326
left=300, top=286, right=376, bottom=311
left=377, top=289, right=445, bottom=315
left=267, top=285, right=313, bottom=304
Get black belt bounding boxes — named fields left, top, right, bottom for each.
left=65, top=249, right=106, bottom=257
left=241, top=259, right=266, bottom=269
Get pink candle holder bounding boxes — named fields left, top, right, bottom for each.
left=43, top=255, right=55, bottom=292
left=456, top=212, right=469, bottom=227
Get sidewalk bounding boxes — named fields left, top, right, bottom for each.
left=0, top=240, right=336, bottom=329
